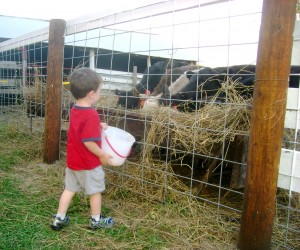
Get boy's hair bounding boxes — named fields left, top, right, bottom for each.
left=70, top=68, right=103, bottom=99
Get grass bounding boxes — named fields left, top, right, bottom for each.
left=0, top=123, right=241, bottom=249
left=0, top=165, right=174, bottom=250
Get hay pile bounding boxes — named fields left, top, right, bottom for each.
left=144, top=103, right=251, bottom=158
left=24, top=72, right=73, bottom=118
left=97, top=90, right=119, bottom=108
left=23, top=72, right=47, bottom=116
left=143, top=78, right=252, bottom=156
left=105, top=79, right=300, bottom=250
left=106, top=80, right=253, bottom=201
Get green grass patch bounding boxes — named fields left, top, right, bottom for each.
left=0, top=124, right=42, bottom=171
left=0, top=177, right=51, bottom=249
left=0, top=124, right=171, bottom=249
left=2, top=122, right=298, bottom=249
left=0, top=150, right=27, bottom=171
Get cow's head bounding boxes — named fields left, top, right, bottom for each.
left=115, top=89, right=141, bottom=109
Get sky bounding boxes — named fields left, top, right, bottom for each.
left=0, top=0, right=164, bottom=20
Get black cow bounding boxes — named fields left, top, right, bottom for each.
left=170, top=64, right=300, bottom=111
left=140, top=65, right=200, bottom=109
left=157, top=67, right=223, bottom=109
left=168, top=65, right=255, bottom=111
left=178, top=67, right=229, bottom=110
left=115, top=60, right=192, bottom=109
left=152, top=65, right=199, bottom=95
left=114, top=87, right=141, bottom=109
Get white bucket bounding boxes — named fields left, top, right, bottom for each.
left=101, top=126, right=136, bottom=166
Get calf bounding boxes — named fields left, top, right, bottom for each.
left=171, top=64, right=300, bottom=111
left=152, top=65, right=199, bottom=95
left=115, top=87, right=140, bottom=109
left=172, top=65, right=256, bottom=111
left=139, top=65, right=200, bottom=109
left=115, top=60, right=193, bottom=109
left=159, top=68, right=199, bottom=107
left=115, top=61, right=168, bottom=108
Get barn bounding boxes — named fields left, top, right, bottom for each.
left=0, top=0, right=300, bottom=249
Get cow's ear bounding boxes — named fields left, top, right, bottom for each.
left=115, top=89, right=120, bottom=95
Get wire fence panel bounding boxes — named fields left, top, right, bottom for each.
left=1, top=0, right=300, bottom=248
left=0, top=29, right=49, bottom=137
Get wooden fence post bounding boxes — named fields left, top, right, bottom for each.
left=43, top=19, right=66, bottom=164
left=238, top=0, right=297, bottom=249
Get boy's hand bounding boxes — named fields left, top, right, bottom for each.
left=83, top=141, right=112, bottom=165
left=101, top=122, right=108, bottom=130
left=99, top=152, right=113, bottom=166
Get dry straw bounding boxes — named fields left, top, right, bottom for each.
left=24, top=68, right=73, bottom=118
left=102, top=77, right=300, bottom=248
left=105, top=78, right=253, bottom=201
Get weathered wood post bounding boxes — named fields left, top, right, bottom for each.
left=238, top=0, right=297, bottom=249
left=44, top=19, right=66, bottom=164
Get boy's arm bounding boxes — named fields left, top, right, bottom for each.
left=83, top=141, right=112, bottom=165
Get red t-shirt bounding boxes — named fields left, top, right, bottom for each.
left=67, top=105, right=102, bottom=170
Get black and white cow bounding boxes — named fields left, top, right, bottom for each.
left=151, top=65, right=199, bottom=95
left=141, top=65, right=200, bottom=109
left=115, top=60, right=192, bottom=109
left=170, top=65, right=256, bottom=110
left=172, top=66, right=229, bottom=110
left=171, top=64, right=300, bottom=111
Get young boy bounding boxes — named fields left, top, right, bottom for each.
left=51, top=67, right=114, bottom=230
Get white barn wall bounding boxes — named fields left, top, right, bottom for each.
left=277, top=19, right=300, bottom=193
left=291, top=20, right=300, bottom=66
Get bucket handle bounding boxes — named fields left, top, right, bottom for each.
left=105, top=136, right=132, bottom=158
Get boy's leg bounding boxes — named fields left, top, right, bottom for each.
left=88, top=192, right=114, bottom=229
left=57, top=189, right=76, bottom=215
left=90, top=192, right=101, bottom=218
left=51, top=189, right=75, bottom=230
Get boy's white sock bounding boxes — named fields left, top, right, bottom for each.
left=56, top=213, right=66, bottom=220
left=91, top=214, right=101, bottom=221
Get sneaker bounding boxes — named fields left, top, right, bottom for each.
left=88, top=215, right=115, bottom=229
left=51, top=215, right=70, bottom=231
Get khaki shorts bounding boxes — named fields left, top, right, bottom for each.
left=65, top=166, right=105, bottom=195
